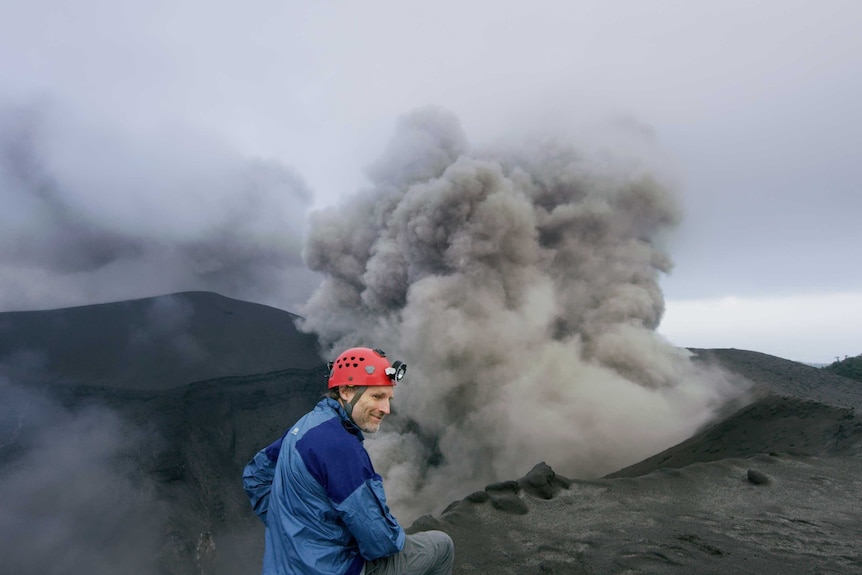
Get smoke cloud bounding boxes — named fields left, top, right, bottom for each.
left=0, top=98, right=319, bottom=313
left=300, top=107, right=746, bottom=520
left=0, top=372, right=164, bottom=574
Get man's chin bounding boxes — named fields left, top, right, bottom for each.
left=359, top=419, right=382, bottom=433
left=368, top=415, right=387, bottom=431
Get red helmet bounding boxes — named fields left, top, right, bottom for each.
left=327, top=347, right=406, bottom=388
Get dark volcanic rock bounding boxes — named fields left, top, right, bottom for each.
left=518, top=461, right=571, bottom=499
left=746, top=468, right=771, bottom=485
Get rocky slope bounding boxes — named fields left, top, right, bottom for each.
left=413, top=349, right=861, bottom=574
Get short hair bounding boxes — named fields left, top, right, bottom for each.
left=326, top=385, right=362, bottom=401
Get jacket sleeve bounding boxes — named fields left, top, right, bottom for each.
left=242, top=437, right=283, bottom=523
left=335, top=475, right=406, bottom=560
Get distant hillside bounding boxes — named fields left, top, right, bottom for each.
left=824, top=353, right=862, bottom=383
left=688, top=348, right=862, bottom=410
left=0, top=291, right=323, bottom=390
left=607, top=348, right=862, bottom=479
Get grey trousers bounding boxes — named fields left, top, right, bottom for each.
left=364, top=530, right=454, bottom=575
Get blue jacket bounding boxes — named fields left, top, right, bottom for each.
left=244, top=398, right=405, bottom=575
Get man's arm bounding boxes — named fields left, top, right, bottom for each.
left=335, top=475, right=405, bottom=560
left=241, top=436, right=284, bottom=523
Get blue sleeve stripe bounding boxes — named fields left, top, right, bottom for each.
left=296, top=417, right=375, bottom=504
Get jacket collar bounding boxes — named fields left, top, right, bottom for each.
left=321, top=397, right=365, bottom=441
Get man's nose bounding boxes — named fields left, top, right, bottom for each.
left=379, top=400, right=391, bottom=415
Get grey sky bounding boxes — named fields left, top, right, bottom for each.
left=1, top=0, right=860, bottom=360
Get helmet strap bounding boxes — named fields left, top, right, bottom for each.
left=342, top=386, right=368, bottom=420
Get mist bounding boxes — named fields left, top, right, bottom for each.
left=0, top=371, right=165, bottom=574
left=0, top=99, right=319, bottom=313
left=299, top=107, right=747, bottom=521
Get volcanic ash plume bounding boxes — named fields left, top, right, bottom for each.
left=300, top=107, right=744, bottom=520
left=0, top=100, right=318, bottom=312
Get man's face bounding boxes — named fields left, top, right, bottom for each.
left=340, top=386, right=394, bottom=433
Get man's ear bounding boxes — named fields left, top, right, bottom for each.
left=338, top=386, right=355, bottom=402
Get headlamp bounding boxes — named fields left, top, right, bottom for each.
left=385, top=361, right=407, bottom=382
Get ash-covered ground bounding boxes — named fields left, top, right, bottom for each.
left=413, top=350, right=862, bottom=574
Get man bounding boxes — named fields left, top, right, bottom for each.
left=243, top=346, right=454, bottom=575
